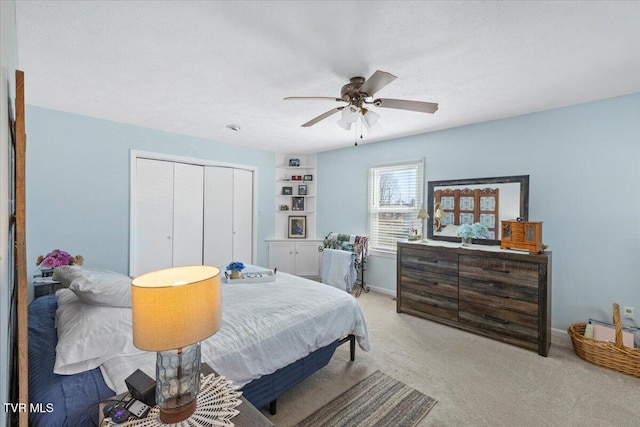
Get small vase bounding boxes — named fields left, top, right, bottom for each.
left=230, top=270, right=241, bottom=279
left=461, top=237, right=472, bottom=247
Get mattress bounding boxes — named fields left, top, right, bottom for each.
left=28, top=271, right=369, bottom=425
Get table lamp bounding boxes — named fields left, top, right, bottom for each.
left=131, top=265, right=221, bottom=423
left=417, top=204, right=429, bottom=240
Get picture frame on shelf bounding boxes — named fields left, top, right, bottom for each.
left=288, top=215, right=306, bottom=238
left=291, top=175, right=302, bottom=181
left=282, top=186, right=293, bottom=195
left=303, top=174, right=313, bottom=182
left=291, top=196, right=305, bottom=211
left=289, top=158, right=300, bottom=167
left=298, top=184, right=307, bottom=195
left=279, top=205, right=289, bottom=211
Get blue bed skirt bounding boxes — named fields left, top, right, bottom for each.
left=28, top=295, right=339, bottom=426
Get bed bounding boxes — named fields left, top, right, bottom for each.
left=28, top=267, right=369, bottom=426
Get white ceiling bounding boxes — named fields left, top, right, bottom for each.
left=14, top=1, right=640, bottom=154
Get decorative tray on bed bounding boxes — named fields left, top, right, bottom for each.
left=224, top=269, right=276, bottom=284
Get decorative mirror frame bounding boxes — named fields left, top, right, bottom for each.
left=426, top=175, right=529, bottom=245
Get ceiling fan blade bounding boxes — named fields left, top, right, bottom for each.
left=359, top=70, right=397, bottom=97
left=284, top=96, right=344, bottom=102
left=373, top=98, right=439, bottom=114
left=301, top=107, right=344, bottom=127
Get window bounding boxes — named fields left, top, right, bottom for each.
left=368, top=160, right=424, bottom=252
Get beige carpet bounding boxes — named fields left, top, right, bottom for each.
left=262, top=291, right=640, bottom=426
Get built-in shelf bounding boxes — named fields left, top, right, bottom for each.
left=274, top=153, right=317, bottom=239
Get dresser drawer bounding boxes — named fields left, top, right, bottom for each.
left=399, top=269, right=458, bottom=300
left=459, top=300, right=538, bottom=345
left=400, top=247, right=458, bottom=276
left=459, top=255, right=538, bottom=287
left=400, top=287, right=458, bottom=322
left=459, top=276, right=538, bottom=316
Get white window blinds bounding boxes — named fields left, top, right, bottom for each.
left=368, top=160, right=424, bottom=252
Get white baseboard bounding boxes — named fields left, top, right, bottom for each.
left=366, top=284, right=396, bottom=297
left=551, top=327, right=572, bottom=347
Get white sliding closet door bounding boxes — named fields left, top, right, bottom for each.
left=133, top=159, right=174, bottom=276
left=133, top=159, right=204, bottom=276
left=232, top=168, right=253, bottom=263
left=203, top=167, right=253, bottom=269
left=172, top=163, right=204, bottom=267
left=132, top=154, right=254, bottom=277
left=203, top=167, right=233, bottom=269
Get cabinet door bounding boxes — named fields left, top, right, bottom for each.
left=294, top=241, right=321, bottom=277
left=268, top=242, right=295, bottom=274
left=232, top=169, right=253, bottom=263
left=203, top=167, right=233, bottom=269
left=133, top=158, right=174, bottom=276
left=172, top=163, right=204, bottom=267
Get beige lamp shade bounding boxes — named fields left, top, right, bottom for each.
left=131, top=265, right=221, bottom=351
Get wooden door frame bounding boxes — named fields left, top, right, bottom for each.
left=13, top=69, right=28, bottom=427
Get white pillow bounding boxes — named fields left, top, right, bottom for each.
left=54, top=289, right=142, bottom=375
left=52, top=265, right=85, bottom=287
left=68, top=269, right=132, bottom=308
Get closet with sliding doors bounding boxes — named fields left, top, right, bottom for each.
left=130, top=152, right=255, bottom=277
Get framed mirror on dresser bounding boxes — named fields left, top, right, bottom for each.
left=426, top=175, right=529, bottom=245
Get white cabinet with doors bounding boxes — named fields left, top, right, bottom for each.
left=267, top=240, right=322, bottom=278
left=131, top=154, right=255, bottom=277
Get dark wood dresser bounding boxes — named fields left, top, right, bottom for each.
left=397, top=241, right=552, bottom=356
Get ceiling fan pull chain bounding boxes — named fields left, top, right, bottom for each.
left=354, top=118, right=358, bottom=146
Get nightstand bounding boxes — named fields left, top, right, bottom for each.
left=100, top=375, right=273, bottom=427
left=33, top=276, right=65, bottom=298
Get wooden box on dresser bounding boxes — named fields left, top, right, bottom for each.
left=397, top=241, right=552, bottom=356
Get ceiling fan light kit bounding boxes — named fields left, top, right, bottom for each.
left=337, top=118, right=352, bottom=130
left=341, top=106, right=359, bottom=124
left=361, top=108, right=380, bottom=128
left=285, top=70, right=438, bottom=131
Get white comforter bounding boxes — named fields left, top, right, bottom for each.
left=99, top=271, right=369, bottom=394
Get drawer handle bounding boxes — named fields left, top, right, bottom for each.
left=425, top=259, right=439, bottom=264
left=482, top=267, right=510, bottom=274
left=481, top=314, right=510, bottom=324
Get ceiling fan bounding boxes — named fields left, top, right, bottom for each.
left=284, top=70, right=438, bottom=130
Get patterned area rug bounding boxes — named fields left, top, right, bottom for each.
left=294, top=370, right=437, bottom=427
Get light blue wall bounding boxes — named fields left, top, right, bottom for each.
left=318, top=92, right=640, bottom=331
left=25, top=106, right=275, bottom=297
left=1, top=0, right=18, bottom=421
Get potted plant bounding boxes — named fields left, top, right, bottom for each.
left=226, top=261, right=245, bottom=279
left=36, top=249, right=84, bottom=276
left=456, top=222, right=490, bottom=247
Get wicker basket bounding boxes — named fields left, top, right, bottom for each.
left=567, top=303, right=640, bottom=377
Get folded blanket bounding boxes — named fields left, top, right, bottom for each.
left=321, top=248, right=356, bottom=292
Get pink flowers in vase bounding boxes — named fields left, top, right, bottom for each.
left=36, top=249, right=84, bottom=269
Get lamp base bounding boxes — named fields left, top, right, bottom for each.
left=156, top=343, right=202, bottom=424
left=159, top=398, right=197, bottom=423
